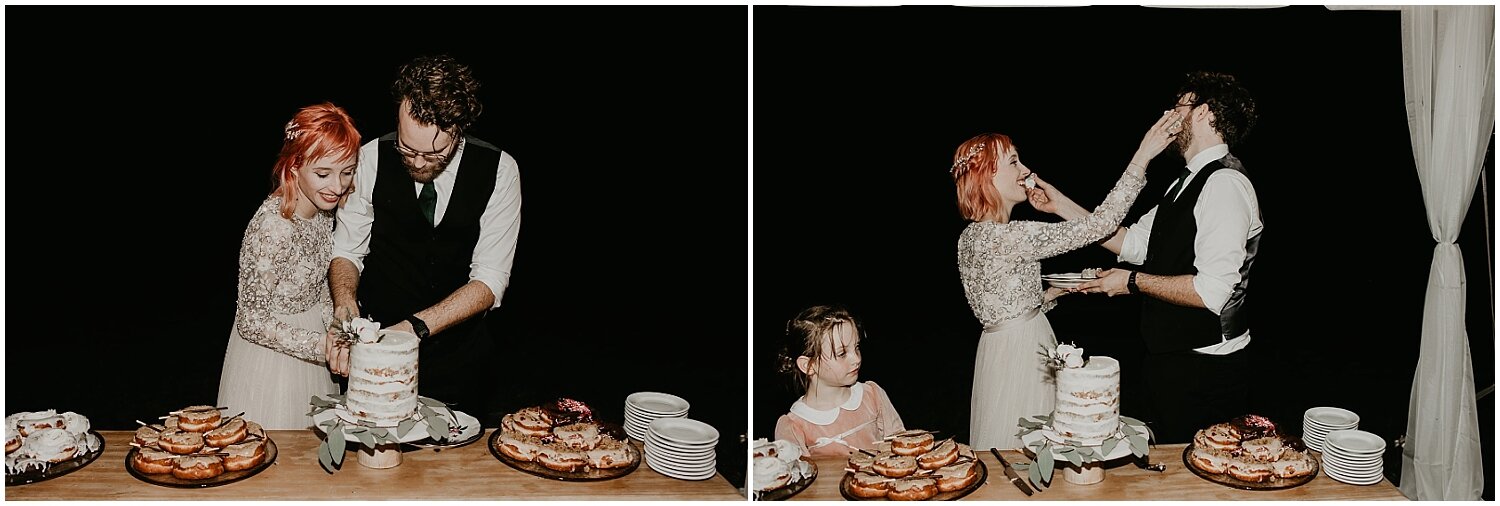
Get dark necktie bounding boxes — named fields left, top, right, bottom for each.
left=1164, top=167, right=1192, bottom=202
left=418, top=183, right=437, bottom=226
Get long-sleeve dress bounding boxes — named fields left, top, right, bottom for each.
left=216, top=195, right=339, bottom=430
left=958, top=169, right=1145, bottom=449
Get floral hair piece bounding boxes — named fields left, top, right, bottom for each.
left=950, top=142, right=986, bottom=177
left=284, top=120, right=301, bottom=142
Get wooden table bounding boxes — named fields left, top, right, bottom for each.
left=788, top=444, right=1408, bottom=500
left=6, top=430, right=744, bottom=500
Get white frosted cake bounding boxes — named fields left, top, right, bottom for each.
left=345, top=330, right=419, bottom=426
left=1053, top=355, right=1120, bottom=445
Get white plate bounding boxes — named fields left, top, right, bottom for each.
left=1019, top=419, right=1150, bottom=462
left=646, top=442, right=716, bottom=463
left=646, top=450, right=717, bottom=470
left=1305, top=407, right=1360, bottom=427
left=648, top=461, right=716, bottom=480
left=1323, top=444, right=1384, bottom=460
left=646, top=430, right=716, bottom=451
left=626, top=392, right=691, bottom=416
left=1325, top=429, right=1385, bottom=454
left=649, top=418, right=720, bottom=446
left=1324, top=466, right=1384, bottom=485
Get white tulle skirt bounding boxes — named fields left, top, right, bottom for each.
left=216, top=307, right=339, bottom=430
left=969, top=309, right=1058, bottom=450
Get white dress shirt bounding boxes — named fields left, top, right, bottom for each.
left=333, top=137, right=522, bottom=309
left=1118, top=144, right=1262, bottom=354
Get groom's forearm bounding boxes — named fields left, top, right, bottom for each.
left=1137, top=272, right=1205, bottom=308
left=329, top=257, right=362, bottom=315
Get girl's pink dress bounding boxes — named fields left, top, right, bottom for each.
left=773, top=381, right=905, bottom=457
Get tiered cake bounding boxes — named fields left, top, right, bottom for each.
left=345, top=331, right=420, bottom=426
left=1053, top=355, right=1121, bottom=445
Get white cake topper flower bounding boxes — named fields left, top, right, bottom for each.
left=330, top=308, right=383, bottom=346
left=1039, top=342, right=1085, bottom=369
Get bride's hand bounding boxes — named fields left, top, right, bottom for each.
left=1134, top=110, right=1181, bottom=164
left=1044, top=286, right=1069, bottom=303
left=1027, top=173, right=1068, bottom=214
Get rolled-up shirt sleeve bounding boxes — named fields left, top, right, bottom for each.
left=1117, top=205, right=1156, bottom=265
left=332, top=140, right=382, bottom=272
left=470, top=151, right=522, bottom=309
left=1191, top=171, right=1259, bottom=315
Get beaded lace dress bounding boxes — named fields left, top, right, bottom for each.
left=217, top=195, right=340, bottom=429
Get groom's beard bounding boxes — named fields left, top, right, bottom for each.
left=1172, top=122, right=1194, bottom=158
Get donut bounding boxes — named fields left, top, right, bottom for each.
left=553, top=422, right=602, bottom=451
left=753, top=456, right=791, bottom=492
left=176, top=406, right=222, bottom=433
left=134, top=426, right=164, bottom=448
left=1240, top=436, right=1284, bottom=462
left=163, top=416, right=180, bottom=431
left=585, top=438, right=634, bottom=469
left=1226, top=458, right=1275, bottom=483
left=535, top=446, right=589, bottom=473
left=5, top=434, right=19, bottom=455
left=1189, top=446, right=1234, bottom=474
left=847, top=451, right=877, bottom=473
left=24, top=428, right=79, bottom=463
left=59, top=412, right=90, bottom=437
left=934, top=461, right=979, bottom=492
left=890, top=432, right=935, bottom=457
left=1270, top=450, right=1316, bottom=479
left=956, top=443, right=976, bottom=461
left=1230, top=414, right=1278, bottom=440
left=512, top=407, right=552, bottom=438
left=887, top=477, right=938, bottom=500
left=848, top=471, right=892, bottom=498
left=16, top=411, right=63, bottom=437
left=497, top=430, right=545, bottom=462
left=172, top=455, right=225, bottom=480
left=222, top=439, right=267, bottom=471
left=1201, top=423, right=1242, bottom=452
left=131, top=448, right=178, bottom=474
left=244, top=420, right=265, bottom=440
left=204, top=418, right=247, bottom=448
left=500, top=414, right=518, bottom=433
left=158, top=429, right=205, bottom=455
left=872, top=453, right=918, bottom=478
left=917, top=439, right=958, bottom=470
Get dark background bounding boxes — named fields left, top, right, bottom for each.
left=6, top=6, right=748, bottom=485
left=753, top=5, right=1493, bottom=497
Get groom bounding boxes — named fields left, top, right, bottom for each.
left=1076, top=71, right=1263, bottom=444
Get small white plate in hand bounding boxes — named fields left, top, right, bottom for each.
left=1042, top=272, right=1097, bottom=289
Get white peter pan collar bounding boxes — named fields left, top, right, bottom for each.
left=789, top=381, right=866, bottom=426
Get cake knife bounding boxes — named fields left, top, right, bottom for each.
left=989, top=447, right=1034, bottom=496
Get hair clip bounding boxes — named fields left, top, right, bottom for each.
left=284, top=120, right=301, bottom=141
left=950, top=142, right=985, bottom=177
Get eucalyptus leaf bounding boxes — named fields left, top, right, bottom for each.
left=328, top=423, right=346, bottom=463
left=354, top=430, right=376, bottom=448
left=1065, top=439, right=1082, bottom=447
left=1038, top=444, right=1054, bottom=484
left=320, top=419, right=339, bottom=430
left=427, top=419, right=445, bottom=441
left=1120, top=416, right=1145, bottom=427
left=1028, top=460, right=1043, bottom=489
left=346, top=426, right=368, bottom=434
left=318, top=441, right=334, bottom=473
left=1120, top=424, right=1139, bottom=437
left=310, top=396, right=335, bottom=408
left=1012, top=462, right=1029, bottom=472
left=419, top=397, right=447, bottom=407
left=1128, top=435, right=1148, bottom=458
left=357, top=419, right=376, bottom=428
left=327, top=394, right=346, bottom=403
left=1102, top=437, right=1119, bottom=457
left=1063, top=450, right=1082, bottom=468
left=1076, top=447, right=1094, bottom=463
left=1056, top=446, right=1075, bottom=454
left=430, top=416, right=451, bottom=440
left=370, top=428, right=390, bottom=445
left=398, top=418, right=417, bottom=438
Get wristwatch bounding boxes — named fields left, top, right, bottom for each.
left=407, top=315, right=431, bottom=340
left=1127, top=271, right=1140, bottom=295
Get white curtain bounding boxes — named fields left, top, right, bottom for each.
left=1396, top=5, right=1494, bottom=501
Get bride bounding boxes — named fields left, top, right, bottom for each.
left=952, top=110, right=1178, bottom=449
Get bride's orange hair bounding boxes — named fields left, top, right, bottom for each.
left=272, top=102, right=362, bottom=219
left=952, top=133, right=1012, bottom=222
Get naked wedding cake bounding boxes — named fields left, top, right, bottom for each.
left=1050, top=346, right=1121, bottom=445
left=345, top=330, right=420, bottom=426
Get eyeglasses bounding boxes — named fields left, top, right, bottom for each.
left=394, top=133, right=458, bottom=165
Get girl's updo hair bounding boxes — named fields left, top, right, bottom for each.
left=777, top=304, right=861, bottom=395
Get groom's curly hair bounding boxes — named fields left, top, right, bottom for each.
left=1177, top=71, right=1258, bottom=147
left=392, top=55, right=483, bottom=134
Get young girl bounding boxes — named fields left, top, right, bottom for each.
left=774, top=305, right=905, bottom=457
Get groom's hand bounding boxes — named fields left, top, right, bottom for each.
left=1074, top=268, right=1131, bottom=297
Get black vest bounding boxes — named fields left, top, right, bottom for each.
left=1139, top=154, right=1261, bottom=354
left=358, top=133, right=502, bottom=342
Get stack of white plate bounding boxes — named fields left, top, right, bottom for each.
left=645, top=417, right=719, bottom=480
left=1322, top=429, right=1386, bottom=485
left=1303, top=406, right=1359, bottom=452
left=625, top=391, right=690, bottom=442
